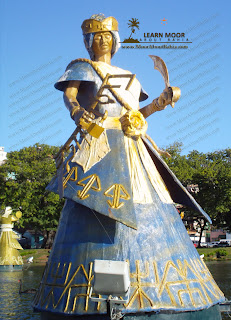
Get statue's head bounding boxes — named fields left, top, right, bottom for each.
left=81, top=14, right=120, bottom=60
left=1, top=206, right=12, bottom=217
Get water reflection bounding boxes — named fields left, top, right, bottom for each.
left=0, top=262, right=230, bottom=319
left=0, top=266, right=43, bottom=320
left=206, top=261, right=231, bottom=320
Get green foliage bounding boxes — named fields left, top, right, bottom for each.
left=20, top=250, right=37, bottom=256
left=163, top=143, right=231, bottom=231
left=215, top=249, right=228, bottom=258
left=0, top=143, right=64, bottom=232
left=187, top=149, right=231, bottom=226
left=204, top=251, right=215, bottom=257
left=163, top=142, right=193, bottom=184
left=197, top=247, right=231, bottom=260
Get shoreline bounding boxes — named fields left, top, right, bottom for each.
left=197, top=246, right=231, bottom=261
left=20, top=248, right=50, bottom=266
left=19, top=247, right=231, bottom=266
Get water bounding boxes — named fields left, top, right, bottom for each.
left=206, top=261, right=231, bottom=320
left=0, top=265, right=43, bottom=320
left=0, top=262, right=230, bottom=320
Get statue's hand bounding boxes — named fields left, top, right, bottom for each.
left=139, top=86, right=180, bottom=118
left=73, top=108, right=95, bottom=127
left=80, top=110, right=95, bottom=124
left=157, top=86, right=181, bottom=109
left=157, top=87, right=173, bottom=109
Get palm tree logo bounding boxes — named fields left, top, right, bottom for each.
left=122, top=18, right=140, bottom=43
left=128, top=18, right=140, bottom=39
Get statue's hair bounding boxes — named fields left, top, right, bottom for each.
left=83, top=31, right=120, bottom=60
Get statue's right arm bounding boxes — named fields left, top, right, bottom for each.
left=63, top=80, right=94, bottom=125
left=63, top=80, right=81, bottom=122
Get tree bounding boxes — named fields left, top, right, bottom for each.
left=163, top=142, right=193, bottom=183
left=163, top=144, right=231, bottom=247
left=188, top=149, right=231, bottom=231
left=127, top=18, right=140, bottom=39
left=0, top=143, right=64, bottom=248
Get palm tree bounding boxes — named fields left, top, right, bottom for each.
left=127, top=18, right=140, bottom=39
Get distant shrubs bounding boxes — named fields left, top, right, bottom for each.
left=215, top=249, right=228, bottom=258
left=203, top=249, right=228, bottom=259
left=205, top=251, right=215, bottom=257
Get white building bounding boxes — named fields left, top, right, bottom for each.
left=0, top=147, right=7, bottom=165
left=226, top=233, right=231, bottom=240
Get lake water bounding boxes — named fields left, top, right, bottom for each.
left=0, top=265, right=43, bottom=320
left=206, top=261, right=231, bottom=320
left=0, top=261, right=230, bottom=320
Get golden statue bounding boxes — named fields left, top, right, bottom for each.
left=0, top=206, right=23, bottom=271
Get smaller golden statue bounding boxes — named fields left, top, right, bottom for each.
left=0, top=206, right=23, bottom=271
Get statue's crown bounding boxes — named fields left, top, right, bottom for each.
left=81, top=14, right=118, bottom=35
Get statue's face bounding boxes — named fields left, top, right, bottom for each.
left=92, top=31, right=113, bottom=56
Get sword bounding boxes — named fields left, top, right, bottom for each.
left=149, top=55, right=181, bottom=108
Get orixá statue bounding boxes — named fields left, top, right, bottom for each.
left=0, top=206, right=23, bottom=271
left=34, top=14, right=225, bottom=320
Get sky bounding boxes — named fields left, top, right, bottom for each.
left=0, top=0, right=230, bottom=155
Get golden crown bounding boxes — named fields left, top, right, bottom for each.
left=81, top=15, right=118, bottom=35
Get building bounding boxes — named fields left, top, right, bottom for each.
left=210, top=229, right=226, bottom=242
left=188, top=229, right=207, bottom=245
left=0, top=147, right=7, bottom=165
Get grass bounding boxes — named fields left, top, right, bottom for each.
left=197, top=246, right=231, bottom=261
left=19, top=248, right=50, bottom=265
left=20, top=250, right=37, bottom=256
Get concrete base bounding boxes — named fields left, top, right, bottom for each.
left=0, top=264, right=23, bottom=272
left=40, top=304, right=222, bottom=320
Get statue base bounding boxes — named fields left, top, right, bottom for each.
left=40, top=304, right=221, bottom=320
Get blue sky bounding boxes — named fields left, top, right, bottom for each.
left=0, top=0, right=230, bottom=154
